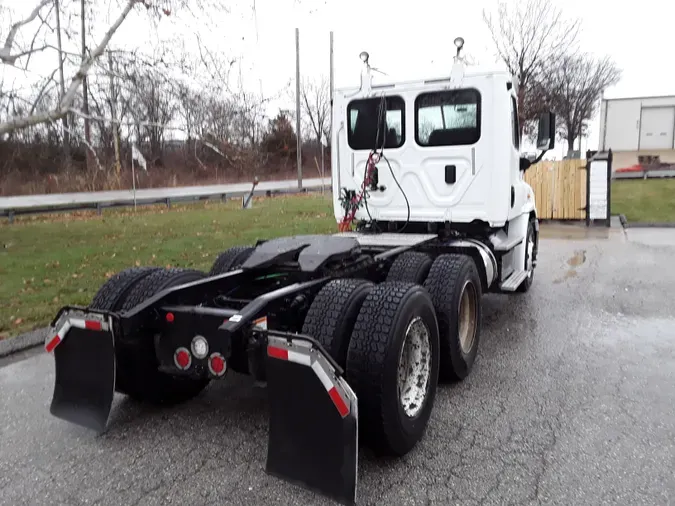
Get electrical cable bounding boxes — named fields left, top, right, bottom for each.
left=382, top=152, right=410, bottom=233
left=362, top=94, right=387, bottom=229
left=339, top=94, right=411, bottom=233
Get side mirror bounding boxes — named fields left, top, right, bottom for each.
left=537, top=112, right=556, bottom=150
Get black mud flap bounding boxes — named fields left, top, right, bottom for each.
left=48, top=313, right=116, bottom=434
left=265, top=335, right=358, bottom=505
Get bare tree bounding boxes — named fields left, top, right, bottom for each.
left=538, top=54, right=621, bottom=153
left=0, top=0, right=146, bottom=136
left=0, top=0, right=224, bottom=137
left=300, top=76, right=330, bottom=146
left=483, top=0, right=580, bottom=132
left=0, top=0, right=54, bottom=66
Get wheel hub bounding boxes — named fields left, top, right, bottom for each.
left=458, top=281, right=478, bottom=354
left=526, top=235, right=535, bottom=278
left=397, top=317, right=432, bottom=418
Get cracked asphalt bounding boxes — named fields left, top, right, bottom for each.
left=1, top=224, right=674, bottom=505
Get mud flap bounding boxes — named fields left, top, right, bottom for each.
left=48, top=313, right=116, bottom=434
left=265, top=336, right=358, bottom=505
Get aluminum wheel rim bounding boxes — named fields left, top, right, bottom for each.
left=526, top=234, right=535, bottom=279
left=397, top=317, right=432, bottom=418
left=458, top=281, right=478, bottom=354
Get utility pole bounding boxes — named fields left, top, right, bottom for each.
left=55, top=0, right=70, bottom=161
left=81, top=0, right=92, bottom=170
left=329, top=31, right=334, bottom=140
left=295, top=27, right=302, bottom=189
left=108, top=51, right=121, bottom=175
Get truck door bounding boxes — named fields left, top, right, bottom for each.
left=411, top=88, right=485, bottom=216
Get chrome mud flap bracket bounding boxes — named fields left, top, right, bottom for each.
left=46, top=310, right=116, bottom=434
left=265, top=334, right=358, bottom=506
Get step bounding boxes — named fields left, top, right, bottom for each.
left=491, top=236, right=523, bottom=252
left=499, top=270, right=529, bottom=292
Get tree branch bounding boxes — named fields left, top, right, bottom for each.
left=0, top=0, right=53, bottom=65
left=0, top=0, right=142, bottom=136
left=29, top=68, right=59, bottom=115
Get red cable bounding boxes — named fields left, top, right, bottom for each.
left=339, top=151, right=379, bottom=232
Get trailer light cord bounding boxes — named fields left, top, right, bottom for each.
left=338, top=150, right=379, bottom=232
left=338, top=95, right=410, bottom=233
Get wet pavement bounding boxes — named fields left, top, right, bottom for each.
left=1, top=223, right=674, bottom=506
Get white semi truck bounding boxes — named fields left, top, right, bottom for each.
left=45, top=37, right=555, bottom=505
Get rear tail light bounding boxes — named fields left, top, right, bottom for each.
left=191, top=335, right=209, bottom=359
left=174, top=347, right=192, bottom=370
left=208, top=353, right=227, bottom=377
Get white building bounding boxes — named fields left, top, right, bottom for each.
left=598, top=95, right=675, bottom=171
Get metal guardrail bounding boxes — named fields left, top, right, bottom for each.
left=613, top=169, right=675, bottom=180
left=0, top=178, right=332, bottom=222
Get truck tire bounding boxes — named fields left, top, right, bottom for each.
left=89, top=267, right=160, bottom=311
left=115, top=268, right=210, bottom=404
left=423, top=254, right=482, bottom=381
left=301, top=279, right=374, bottom=368
left=346, top=282, right=440, bottom=456
left=209, top=245, right=254, bottom=275
left=385, top=251, right=433, bottom=284
left=517, top=219, right=536, bottom=293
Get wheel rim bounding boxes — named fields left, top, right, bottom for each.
left=397, top=317, right=432, bottom=418
left=526, top=232, right=535, bottom=279
left=458, top=281, right=478, bottom=354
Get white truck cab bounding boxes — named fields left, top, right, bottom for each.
left=331, top=38, right=555, bottom=293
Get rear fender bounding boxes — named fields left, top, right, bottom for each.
left=265, top=333, right=358, bottom=505
left=46, top=308, right=116, bottom=434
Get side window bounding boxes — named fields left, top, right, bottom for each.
left=511, top=96, right=520, bottom=149
left=347, top=96, right=405, bottom=150
left=415, top=89, right=481, bottom=146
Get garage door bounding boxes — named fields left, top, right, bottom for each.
left=639, top=107, right=675, bottom=150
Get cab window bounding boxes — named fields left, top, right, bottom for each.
left=415, top=89, right=481, bottom=146
left=347, top=96, right=405, bottom=150
left=511, top=96, right=520, bottom=149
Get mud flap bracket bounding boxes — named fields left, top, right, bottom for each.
left=265, top=334, right=358, bottom=505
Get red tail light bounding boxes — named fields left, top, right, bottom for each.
left=174, top=347, right=192, bottom=370
left=208, top=353, right=226, bottom=377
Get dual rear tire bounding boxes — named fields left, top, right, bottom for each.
left=301, top=251, right=482, bottom=456
left=90, top=267, right=210, bottom=405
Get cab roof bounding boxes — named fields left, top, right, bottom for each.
left=334, top=68, right=515, bottom=97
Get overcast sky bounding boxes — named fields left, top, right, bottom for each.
left=2, top=0, right=672, bottom=155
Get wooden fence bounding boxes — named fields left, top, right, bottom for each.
left=525, top=159, right=587, bottom=220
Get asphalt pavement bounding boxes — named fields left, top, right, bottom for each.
left=1, top=224, right=674, bottom=505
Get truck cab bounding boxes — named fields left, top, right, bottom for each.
left=331, top=42, right=554, bottom=234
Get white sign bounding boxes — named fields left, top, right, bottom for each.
left=131, top=144, right=147, bottom=171
left=589, top=160, right=608, bottom=220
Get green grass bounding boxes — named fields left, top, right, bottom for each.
left=0, top=194, right=336, bottom=339
left=611, top=178, right=675, bottom=223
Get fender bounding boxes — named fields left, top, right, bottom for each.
left=520, top=182, right=537, bottom=217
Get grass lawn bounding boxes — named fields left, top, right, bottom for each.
left=0, top=194, right=336, bottom=339
left=611, top=178, right=675, bottom=223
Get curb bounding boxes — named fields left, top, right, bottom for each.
left=0, top=327, right=48, bottom=358
left=619, top=214, right=675, bottom=229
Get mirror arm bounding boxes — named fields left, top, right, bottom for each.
left=532, top=149, right=548, bottom=165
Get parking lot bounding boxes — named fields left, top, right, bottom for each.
left=1, top=224, right=674, bottom=506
